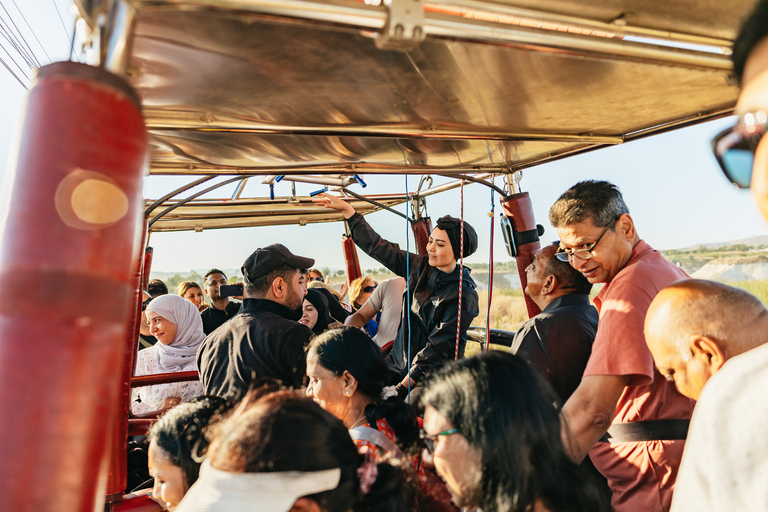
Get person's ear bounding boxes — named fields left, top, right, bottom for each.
left=541, top=274, right=557, bottom=295
left=341, top=370, right=358, bottom=396
left=289, top=498, right=322, bottom=512
left=617, top=213, right=636, bottom=242
left=689, top=335, right=726, bottom=373
left=271, top=276, right=285, bottom=299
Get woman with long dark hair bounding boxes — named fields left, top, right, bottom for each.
left=176, top=389, right=414, bottom=512
left=420, top=351, right=612, bottom=512
left=305, top=327, right=419, bottom=457
left=315, top=193, right=479, bottom=405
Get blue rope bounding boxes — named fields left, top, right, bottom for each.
left=486, top=185, right=495, bottom=348
left=405, top=175, right=412, bottom=404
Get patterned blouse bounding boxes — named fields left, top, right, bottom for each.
left=352, top=418, right=425, bottom=479
left=131, top=346, right=203, bottom=414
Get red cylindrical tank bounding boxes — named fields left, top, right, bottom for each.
left=0, top=62, right=147, bottom=511
left=501, top=192, right=542, bottom=319
left=342, top=235, right=362, bottom=282
left=411, top=216, right=432, bottom=257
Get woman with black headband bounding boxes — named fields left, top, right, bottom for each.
left=314, top=193, right=479, bottom=407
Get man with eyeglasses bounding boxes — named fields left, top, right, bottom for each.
left=668, top=3, right=768, bottom=511
left=550, top=180, right=692, bottom=512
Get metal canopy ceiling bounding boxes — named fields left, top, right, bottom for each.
left=75, top=0, right=756, bottom=232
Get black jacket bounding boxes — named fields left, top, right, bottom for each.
left=347, top=213, right=479, bottom=383
left=196, top=298, right=313, bottom=399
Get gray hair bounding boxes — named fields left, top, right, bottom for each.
left=549, top=180, right=629, bottom=229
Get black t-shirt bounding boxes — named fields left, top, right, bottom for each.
left=201, top=301, right=241, bottom=335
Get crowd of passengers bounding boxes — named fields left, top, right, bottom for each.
left=131, top=5, right=768, bottom=511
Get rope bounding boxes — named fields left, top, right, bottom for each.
left=405, top=175, right=412, bottom=403
left=455, top=180, right=464, bottom=360
left=485, top=178, right=495, bottom=351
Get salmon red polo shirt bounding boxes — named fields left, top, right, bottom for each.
left=586, top=240, right=695, bottom=512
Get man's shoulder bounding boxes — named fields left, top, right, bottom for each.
left=701, top=343, right=768, bottom=406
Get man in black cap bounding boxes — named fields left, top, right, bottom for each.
left=196, top=244, right=315, bottom=399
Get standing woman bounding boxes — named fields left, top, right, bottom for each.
left=315, top=194, right=479, bottom=403
left=132, top=294, right=206, bottom=414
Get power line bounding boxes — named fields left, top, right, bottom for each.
left=10, top=0, right=50, bottom=63
left=50, top=0, right=80, bottom=63
left=0, top=0, right=39, bottom=67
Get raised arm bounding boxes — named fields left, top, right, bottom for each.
left=314, top=193, right=419, bottom=277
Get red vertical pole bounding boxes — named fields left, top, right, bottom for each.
left=105, top=220, right=148, bottom=503
left=141, top=246, right=153, bottom=292
left=0, top=62, right=147, bottom=512
left=342, top=234, right=362, bottom=282
left=410, top=216, right=432, bottom=257
left=500, top=192, right=542, bottom=319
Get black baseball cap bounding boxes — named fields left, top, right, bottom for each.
left=241, top=244, right=315, bottom=282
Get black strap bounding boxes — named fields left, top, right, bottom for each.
left=599, top=419, right=689, bottom=443
left=513, top=227, right=540, bottom=247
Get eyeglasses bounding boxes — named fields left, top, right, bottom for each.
left=711, top=111, right=768, bottom=189
left=555, top=217, right=619, bottom=262
left=363, top=286, right=377, bottom=293
left=141, top=297, right=153, bottom=311
left=420, top=428, right=459, bottom=454
left=308, top=276, right=323, bottom=282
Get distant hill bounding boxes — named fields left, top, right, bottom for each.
left=677, top=235, right=768, bottom=251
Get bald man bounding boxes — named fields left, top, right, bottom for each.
left=645, top=279, right=768, bottom=400
left=644, top=279, right=768, bottom=512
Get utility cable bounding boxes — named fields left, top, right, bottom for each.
left=10, top=0, right=51, bottom=63
left=50, top=0, right=80, bottom=63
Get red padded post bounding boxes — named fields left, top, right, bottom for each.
left=500, top=192, right=542, bottom=319
left=141, top=246, right=153, bottom=292
left=342, top=235, right=362, bottom=282
left=410, top=216, right=432, bottom=257
left=0, top=62, right=147, bottom=512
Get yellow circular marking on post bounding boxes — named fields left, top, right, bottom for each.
left=55, top=169, right=130, bottom=229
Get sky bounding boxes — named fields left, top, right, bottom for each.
left=1, top=1, right=767, bottom=276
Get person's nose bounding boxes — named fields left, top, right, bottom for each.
left=305, top=383, right=313, bottom=397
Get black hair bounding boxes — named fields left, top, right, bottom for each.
left=311, top=286, right=351, bottom=323
left=308, top=327, right=420, bottom=453
left=208, top=389, right=414, bottom=512
left=304, top=289, right=333, bottom=335
left=543, top=243, right=592, bottom=295
left=733, top=0, right=768, bottom=85
left=549, top=180, right=629, bottom=229
left=147, top=396, right=229, bottom=488
left=244, top=263, right=302, bottom=298
left=421, top=352, right=611, bottom=512
left=204, top=269, right=228, bottom=280
left=147, top=279, right=169, bottom=297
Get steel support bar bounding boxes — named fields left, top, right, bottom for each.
left=0, top=62, right=147, bottom=512
left=145, top=111, right=624, bottom=144
left=115, top=0, right=731, bottom=72
left=427, top=0, right=732, bottom=48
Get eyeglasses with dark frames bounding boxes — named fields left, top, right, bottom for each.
left=420, top=428, right=459, bottom=454
left=711, top=111, right=768, bottom=189
left=307, top=276, right=324, bottom=282
left=363, top=285, right=377, bottom=293
left=555, top=216, right=620, bottom=263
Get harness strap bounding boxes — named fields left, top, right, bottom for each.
left=349, top=426, right=407, bottom=463
left=513, top=227, right=541, bottom=247
left=599, top=419, right=690, bottom=443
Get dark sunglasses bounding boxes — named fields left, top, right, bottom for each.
left=711, top=111, right=768, bottom=189
left=363, top=285, right=377, bottom=293
left=141, top=297, right=153, bottom=311
left=420, top=428, right=459, bottom=454
left=307, top=276, right=323, bottom=282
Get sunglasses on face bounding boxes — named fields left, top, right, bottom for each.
left=141, top=297, right=153, bottom=311
left=711, top=111, right=768, bottom=189
left=308, top=276, right=323, bottom=282
left=419, top=428, right=459, bottom=454
left=363, top=285, right=377, bottom=293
